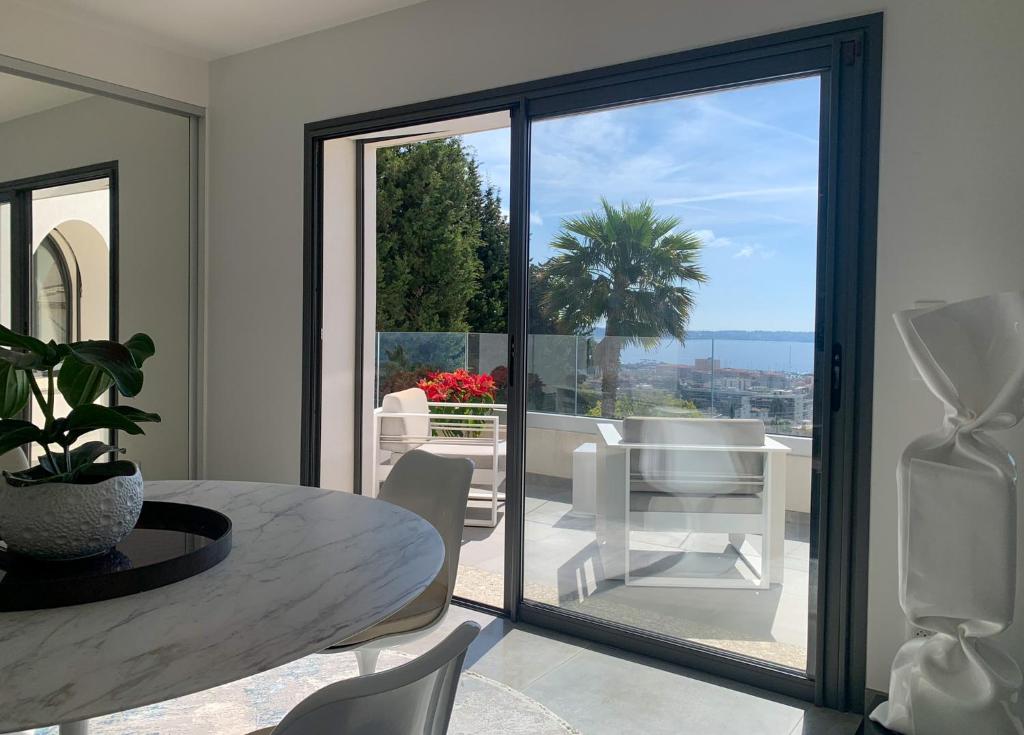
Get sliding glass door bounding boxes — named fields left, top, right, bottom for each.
left=521, top=76, right=822, bottom=673
left=307, top=15, right=880, bottom=707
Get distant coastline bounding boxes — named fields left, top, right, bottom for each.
left=617, top=332, right=816, bottom=373
left=593, top=327, right=815, bottom=343
left=685, top=330, right=814, bottom=343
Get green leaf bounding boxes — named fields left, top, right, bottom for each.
left=124, top=333, right=156, bottom=367
left=0, top=324, right=51, bottom=356
left=110, top=405, right=161, bottom=423
left=66, top=340, right=144, bottom=397
left=58, top=335, right=156, bottom=407
left=57, top=354, right=115, bottom=407
left=0, top=346, right=48, bottom=370
left=73, top=460, right=138, bottom=484
left=64, top=404, right=145, bottom=443
left=3, top=464, right=68, bottom=487
left=38, top=440, right=121, bottom=475
left=0, top=419, right=43, bottom=456
left=0, top=361, right=30, bottom=418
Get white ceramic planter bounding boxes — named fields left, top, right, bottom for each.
left=0, top=467, right=144, bottom=560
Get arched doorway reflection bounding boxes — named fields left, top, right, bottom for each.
left=31, top=219, right=108, bottom=344
left=32, top=232, right=79, bottom=343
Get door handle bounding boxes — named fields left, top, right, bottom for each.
left=830, top=343, right=842, bottom=410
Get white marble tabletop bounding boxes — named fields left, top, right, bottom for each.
left=0, top=480, right=444, bottom=732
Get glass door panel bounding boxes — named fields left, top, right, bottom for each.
left=372, top=123, right=511, bottom=608
left=522, top=76, right=822, bottom=672
left=329, top=112, right=513, bottom=610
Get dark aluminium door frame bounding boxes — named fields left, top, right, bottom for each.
left=302, top=14, right=881, bottom=711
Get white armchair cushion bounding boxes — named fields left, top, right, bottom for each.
left=379, top=387, right=430, bottom=452
left=621, top=417, right=765, bottom=446
left=622, top=417, right=766, bottom=497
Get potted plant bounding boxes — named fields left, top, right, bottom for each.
left=0, top=324, right=160, bottom=560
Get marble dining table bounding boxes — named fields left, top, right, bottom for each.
left=0, top=480, right=444, bottom=734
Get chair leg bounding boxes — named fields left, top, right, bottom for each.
left=355, top=646, right=381, bottom=675
left=491, top=471, right=498, bottom=527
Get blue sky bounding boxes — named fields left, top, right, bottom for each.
left=461, top=75, right=822, bottom=332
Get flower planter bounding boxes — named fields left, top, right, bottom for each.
left=0, top=466, right=144, bottom=560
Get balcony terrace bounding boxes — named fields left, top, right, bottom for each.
left=374, top=331, right=816, bottom=672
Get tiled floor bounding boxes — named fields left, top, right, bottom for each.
left=457, top=479, right=811, bottom=668
left=17, top=605, right=860, bottom=734
left=406, top=604, right=862, bottom=735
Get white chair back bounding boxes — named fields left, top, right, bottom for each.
left=271, top=621, right=480, bottom=735
left=622, top=417, right=766, bottom=495
left=380, top=449, right=473, bottom=621
left=380, top=387, right=431, bottom=452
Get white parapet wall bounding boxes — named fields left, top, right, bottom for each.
left=524, top=412, right=813, bottom=514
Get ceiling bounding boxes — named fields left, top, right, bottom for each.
left=0, top=73, right=91, bottom=124
left=30, top=0, right=430, bottom=60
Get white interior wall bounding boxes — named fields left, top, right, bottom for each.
left=319, top=138, right=358, bottom=491
left=0, top=95, right=193, bottom=479
left=205, top=0, right=1024, bottom=697
left=0, top=0, right=208, bottom=107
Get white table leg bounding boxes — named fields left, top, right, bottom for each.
left=60, top=721, right=89, bottom=734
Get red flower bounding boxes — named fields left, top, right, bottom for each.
left=416, top=369, right=496, bottom=404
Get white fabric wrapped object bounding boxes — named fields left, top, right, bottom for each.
left=871, top=290, right=1024, bottom=734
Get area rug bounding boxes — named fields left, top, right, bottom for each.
left=27, top=650, right=579, bottom=735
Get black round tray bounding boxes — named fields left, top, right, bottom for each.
left=0, top=500, right=232, bottom=612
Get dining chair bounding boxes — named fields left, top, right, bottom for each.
left=246, top=620, right=479, bottom=735
left=322, top=449, right=473, bottom=674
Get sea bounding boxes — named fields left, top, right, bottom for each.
left=620, top=337, right=815, bottom=374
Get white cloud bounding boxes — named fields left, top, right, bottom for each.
left=732, top=244, right=776, bottom=260
left=656, top=186, right=818, bottom=207
left=692, top=228, right=731, bottom=248
left=529, top=212, right=544, bottom=227
left=734, top=245, right=755, bottom=259
left=694, top=97, right=819, bottom=146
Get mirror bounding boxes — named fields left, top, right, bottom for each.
left=0, top=71, right=193, bottom=479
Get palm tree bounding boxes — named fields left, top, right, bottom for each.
left=540, top=199, right=707, bottom=417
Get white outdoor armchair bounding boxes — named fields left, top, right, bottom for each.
left=374, top=387, right=506, bottom=527
left=595, top=417, right=789, bottom=588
